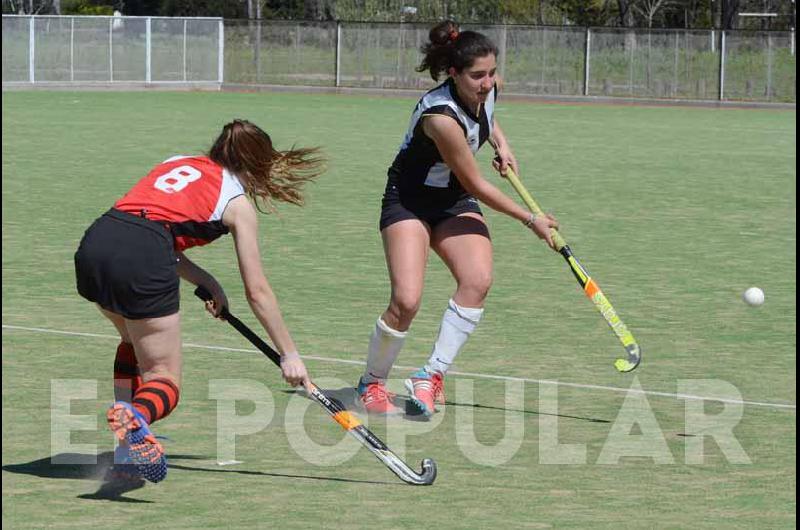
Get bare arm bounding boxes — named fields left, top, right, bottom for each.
left=222, top=195, right=308, bottom=386
left=176, top=251, right=228, bottom=315
left=423, top=115, right=528, bottom=222
left=422, top=115, right=559, bottom=249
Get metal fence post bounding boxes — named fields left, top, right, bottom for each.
left=583, top=27, right=591, bottom=96
left=218, top=19, right=224, bottom=83
left=109, top=17, right=113, bottom=82
left=335, top=21, right=341, bottom=87
left=28, top=15, right=35, bottom=83
left=396, top=22, right=403, bottom=86
left=70, top=16, right=74, bottom=82
left=766, top=33, right=773, bottom=100
left=146, top=17, right=151, bottom=83
left=673, top=30, right=679, bottom=97
left=182, top=18, right=187, bottom=82
left=718, top=30, right=726, bottom=100
left=627, top=31, right=634, bottom=95
left=255, top=19, right=261, bottom=84
left=498, top=24, right=507, bottom=79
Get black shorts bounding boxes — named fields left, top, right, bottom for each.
left=74, top=208, right=180, bottom=319
left=379, top=175, right=483, bottom=231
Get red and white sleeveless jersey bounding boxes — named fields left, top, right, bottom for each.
left=114, top=156, right=246, bottom=251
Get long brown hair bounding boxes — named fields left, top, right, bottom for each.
left=208, top=119, right=325, bottom=212
left=416, top=20, right=499, bottom=81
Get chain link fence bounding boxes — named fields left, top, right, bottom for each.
left=224, top=19, right=336, bottom=86
left=3, top=15, right=29, bottom=82
left=2, top=15, right=222, bottom=84
left=3, top=15, right=795, bottom=103
left=588, top=29, right=722, bottom=99
left=723, top=31, right=796, bottom=101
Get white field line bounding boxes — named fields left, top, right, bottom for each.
left=3, top=324, right=796, bottom=412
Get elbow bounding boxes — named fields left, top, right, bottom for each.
left=455, top=175, right=479, bottom=196
left=244, top=281, right=272, bottom=306
left=461, top=179, right=489, bottom=201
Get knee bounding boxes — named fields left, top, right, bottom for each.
left=388, top=291, right=422, bottom=328
left=461, top=272, right=493, bottom=303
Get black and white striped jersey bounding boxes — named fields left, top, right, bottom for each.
left=388, top=77, right=496, bottom=203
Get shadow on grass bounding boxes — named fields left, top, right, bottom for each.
left=442, top=401, right=611, bottom=424
left=2, top=452, right=207, bottom=503
left=283, top=387, right=611, bottom=424
left=167, top=463, right=398, bottom=486
left=3, top=451, right=396, bottom=501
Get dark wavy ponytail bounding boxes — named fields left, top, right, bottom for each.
left=416, top=20, right=499, bottom=81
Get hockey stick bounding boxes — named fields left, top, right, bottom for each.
left=193, top=286, right=437, bottom=485
left=490, top=153, right=641, bottom=372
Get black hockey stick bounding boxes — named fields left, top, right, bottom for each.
left=194, top=286, right=437, bottom=486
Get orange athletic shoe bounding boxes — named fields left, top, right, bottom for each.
left=433, top=375, right=446, bottom=408
left=404, top=370, right=444, bottom=418
left=106, top=402, right=167, bottom=483
left=357, top=379, right=403, bottom=415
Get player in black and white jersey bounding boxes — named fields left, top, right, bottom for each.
left=356, top=20, right=560, bottom=417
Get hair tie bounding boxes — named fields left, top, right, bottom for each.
left=448, top=30, right=459, bottom=42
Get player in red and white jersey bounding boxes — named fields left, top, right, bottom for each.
left=114, top=155, right=246, bottom=252
left=74, top=120, right=324, bottom=484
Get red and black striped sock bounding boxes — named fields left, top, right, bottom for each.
left=132, top=378, right=180, bottom=425
left=113, top=341, right=143, bottom=402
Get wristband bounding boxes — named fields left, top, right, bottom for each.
left=522, top=212, right=538, bottom=228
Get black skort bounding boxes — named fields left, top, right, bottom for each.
left=379, top=173, right=483, bottom=231
left=75, top=208, right=180, bottom=319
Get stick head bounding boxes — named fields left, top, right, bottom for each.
left=377, top=452, right=437, bottom=485
left=615, top=344, right=642, bottom=373
left=417, top=458, right=437, bottom=485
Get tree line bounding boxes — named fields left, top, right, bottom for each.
left=3, top=0, right=796, bottom=30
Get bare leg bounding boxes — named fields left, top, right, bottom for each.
left=99, top=306, right=132, bottom=343
left=124, top=313, right=182, bottom=386
left=424, top=213, right=492, bottom=376
left=406, top=213, right=493, bottom=414
left=431, top=212, right=493, bottom=309
left=380, top=218, right=432, bottom=331
left=359, top=219, right=431, bottom=413
left=98, top=309, right=180, bottom=484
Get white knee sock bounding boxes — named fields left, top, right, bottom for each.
left=424, top=299, right=484, bottom=375
left=362, top=318, right=407, bottom=384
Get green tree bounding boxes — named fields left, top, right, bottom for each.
left=159, top=0, right=245, bottom=17
left=558, top=0, right=611, bottom=25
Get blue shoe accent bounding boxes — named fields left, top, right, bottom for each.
left=409, top=369, right=431, bottom=380
left=107, top=402, right=168, bottom=484
left=138, top=456, right=168, bottom=484
left=357, top=377, right=369, bottom=396
left=123, top=403, right=153, bottom=444
left=114, top=443, right=132, bottom=465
